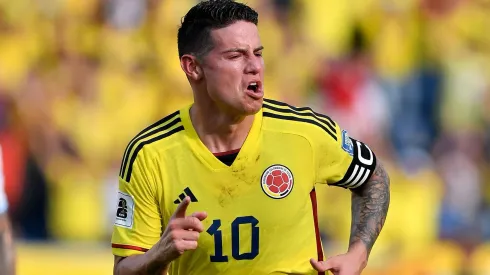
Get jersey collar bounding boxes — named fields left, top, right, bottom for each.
left=180, top=104, right=263, bottom=171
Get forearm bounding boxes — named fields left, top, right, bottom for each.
left=114, top=242, right=170, bottom=275
left=0, top=215, right=15, bottom=275
left=349, top=161, right=390, bottom=257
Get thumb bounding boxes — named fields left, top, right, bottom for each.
left=172, top=196, right=190, bottom=219
left=310, top=258, right=335, bottom=272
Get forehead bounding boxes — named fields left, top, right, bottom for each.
left=210, top=21, right=261, bottom=50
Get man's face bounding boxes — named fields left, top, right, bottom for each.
left=201, top=20, right=264, bottom=116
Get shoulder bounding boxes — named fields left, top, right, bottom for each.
left=119, top=110, right=185, bottom=182
left=262, top=98, right=339, bottom=144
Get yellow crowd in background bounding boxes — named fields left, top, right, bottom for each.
left=1, top=0, right=490, bottom=274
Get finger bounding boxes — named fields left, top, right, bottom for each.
left=183, top=216, right=204, bottom=232
left=180, top=240, right=199, bottom=251
left=310, top=258, right=335, bottom=272
left=171, top=230, right=200, bottom=241
left=175, top=240, right=199, bottom=254
left=172, top=196, right=190, bottom=219
left=191, top=211, right=208, bottom=221
left=171, top=216, right=204, bottom=232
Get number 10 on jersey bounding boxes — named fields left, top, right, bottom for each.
left=206, top=216, right=259, bottom=262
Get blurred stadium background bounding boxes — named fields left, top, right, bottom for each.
left=1, top=0, right=490, bottom=274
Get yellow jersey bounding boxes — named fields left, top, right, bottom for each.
left=111, top=98, right=377, bottom=275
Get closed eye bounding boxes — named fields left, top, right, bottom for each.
left=228, top=54, right=241, bottom=60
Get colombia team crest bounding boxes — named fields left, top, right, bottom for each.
left=261, top=165, right=294, bottom=199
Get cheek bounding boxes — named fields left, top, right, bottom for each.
left=207, top=63, right=242, bottom=86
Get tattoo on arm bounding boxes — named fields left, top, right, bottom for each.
left=349, top=161, right=390, bottom=254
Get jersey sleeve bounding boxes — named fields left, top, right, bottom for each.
left=111, top=148, right=162, bottom=257
left=315, top=122, right=377, bottom=189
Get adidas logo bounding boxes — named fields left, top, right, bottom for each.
left=173, top=187, right=198, bottom=204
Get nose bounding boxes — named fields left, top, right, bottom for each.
left=245, top=55, right=262, bottom=75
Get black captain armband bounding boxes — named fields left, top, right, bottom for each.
left=331, top=138, right=377, bottom=189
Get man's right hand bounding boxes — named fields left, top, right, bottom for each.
left=159, top=196, right=208, bottom=263
left=113, top=197, right=207, bottom=275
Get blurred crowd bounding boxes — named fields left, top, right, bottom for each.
left=2, top=0, right=490, bottom=274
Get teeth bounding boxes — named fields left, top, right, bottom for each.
left=250, top=82, right=257, bottom=86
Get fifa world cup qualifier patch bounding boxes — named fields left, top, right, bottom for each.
left=115, top=191, right=135, bottom=229
left=341, top=130, right=354, bottom=156
left=261, top=165, right=294, bottom=199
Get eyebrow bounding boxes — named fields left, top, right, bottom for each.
left=221, top=46, right=264, bottom=54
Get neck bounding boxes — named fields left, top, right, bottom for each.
left=190, top=102, right=255, bottom=153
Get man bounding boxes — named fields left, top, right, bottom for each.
left=112, top=1, right=390, bottom=275
left=0, top=145, right=15, bottom=275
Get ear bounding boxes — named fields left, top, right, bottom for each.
left=180, top=55, right=203, bottom=81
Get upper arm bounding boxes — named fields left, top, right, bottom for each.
left=111, top=148, right=163, bottom=257
left=314, top=122, right=377, bottom=189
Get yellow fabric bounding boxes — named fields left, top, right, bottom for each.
left=111, top=99, right=368, bottom=274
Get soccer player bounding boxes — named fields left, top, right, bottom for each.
left=112, top=1, right=390, bottom=275
left=0, top=145, right=15, bottom=275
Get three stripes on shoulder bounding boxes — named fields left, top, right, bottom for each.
left=119, top=111, right=184, bottom=182
left=264, top=99, right=377, bottom=189
left=262, top=99, right=338, bottom=141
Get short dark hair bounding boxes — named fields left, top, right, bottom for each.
left=177, top=0, right=259, bottom=59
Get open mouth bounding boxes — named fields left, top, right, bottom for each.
left=245, top=81, right=263, bottom=99
left=247, top=82, right=259, bottom=92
